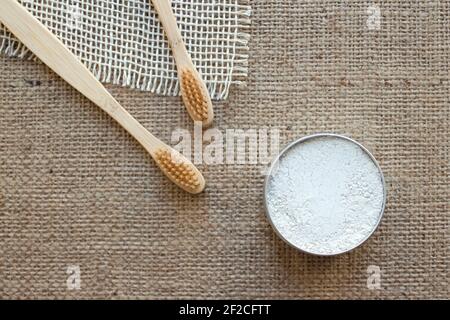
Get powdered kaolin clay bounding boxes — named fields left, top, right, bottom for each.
left=266, top=136, right=384, bottom=255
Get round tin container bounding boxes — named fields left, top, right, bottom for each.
left=263, top=133, right=387, bottom=256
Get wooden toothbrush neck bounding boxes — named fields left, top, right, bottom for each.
left=151, top=0, right=191, bottom=65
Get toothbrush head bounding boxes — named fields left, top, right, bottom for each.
left=180, top=68, right=214, bottom=127
left=153, top=148, right=205, bottom=194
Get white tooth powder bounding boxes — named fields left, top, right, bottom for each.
left=265, top=135, right=385, bottom=255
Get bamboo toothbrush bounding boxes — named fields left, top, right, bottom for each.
left=0, top=0, right=205, bottom=194
left=151, top=0, right=214, bottom=127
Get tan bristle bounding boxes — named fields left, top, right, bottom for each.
left=181, top=70, right=209, bottom=121
left=154, top=149, right=202, bottom=192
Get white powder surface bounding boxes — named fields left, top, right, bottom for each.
left=266, top=136, right=385, bottom=255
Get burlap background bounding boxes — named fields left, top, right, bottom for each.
left=0, top=0, right=448, bottom=299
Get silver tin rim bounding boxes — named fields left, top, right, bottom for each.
left=263, top=133, right=387, bottom=257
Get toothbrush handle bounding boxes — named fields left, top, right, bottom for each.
left=0, top=0, right=163, bottom=153
left=151, top=0, right=192, bottom=66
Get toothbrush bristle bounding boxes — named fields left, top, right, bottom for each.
left=154, top=148, right=204, bottom=194
left=180, top=69, right=210, bottom=122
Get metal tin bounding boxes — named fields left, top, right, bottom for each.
left=263, top=133, right=387, bottom=256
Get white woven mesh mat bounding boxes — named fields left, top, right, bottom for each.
left=0, top=0, right=251, bottom=100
